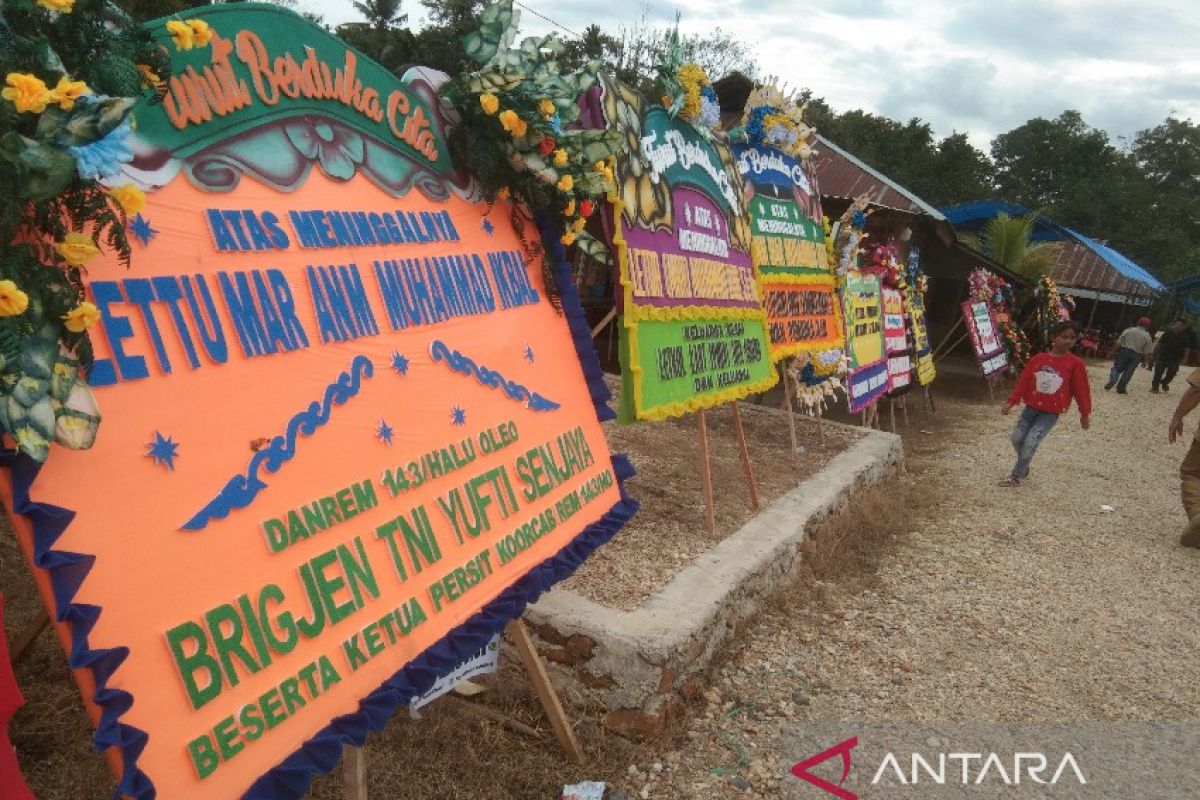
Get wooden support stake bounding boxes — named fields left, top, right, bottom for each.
left=442, top=694, right=542, bottom=739
left=590, top=307, right=617, bottom=339
left=11, top=608, right=49, bottom=666
left=889, top=399, right=897, bottom=433
left=781, top=362, right=799, bottom=457
left=507, top=619, right=583, bottom=764
left=931, top=315, right=965, bottom=359
left=343, top=745, right=367, bottom=800
left=730, top=402, right=760, bottom=513
left=697, top=409, right=716, bottom=537
left=925, top=385, right=936, bottom=415
left=901, top=396, right=910, bottom=426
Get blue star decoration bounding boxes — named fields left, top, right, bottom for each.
left=524, top=344, right=535, bottom=363
left=451, top=406, right=467, bottom=426
left=376, top=418, right=394, bottom=446
left=146, top=431, right=179, bottom=471
left=129, top=213, right=158, bottom=247
left=391, top=351, right=409, bottom=375
left=481, top=218, right=495, bottom=236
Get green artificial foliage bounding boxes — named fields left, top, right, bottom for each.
left=0, top=0, right=164, bottom=461
left=443, top=0, right=624, bottom=305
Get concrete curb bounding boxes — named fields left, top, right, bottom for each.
left=526, top=421, right=904, bottom=732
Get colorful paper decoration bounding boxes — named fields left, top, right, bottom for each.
left=2, top=7, right=636, bottom=799
left=843, top=272, right=888, bottom=412
left=599, top=77, right=776, bottom=420
left=962, top=299, right=1010, bottom=378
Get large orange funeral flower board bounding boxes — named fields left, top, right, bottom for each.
left=1, top=6, right=634, bottom=799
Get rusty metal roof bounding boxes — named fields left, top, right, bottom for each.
left=1051, top=239, right=1146, bottom=296
left=809, top=134, right=946, bottom=220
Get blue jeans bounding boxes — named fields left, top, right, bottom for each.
left=1010, top=407, right=1058, bottom=479
left=1109, top=347, right=1141, bottom=391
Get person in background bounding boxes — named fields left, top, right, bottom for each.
left=1168, top=365, right=1200, bottom=547
left=1152, top=319, right=1196, bottom=394
left=1105, top=316, right=1153, bottom=393
left=1000, top=321, right=1091, bottom=487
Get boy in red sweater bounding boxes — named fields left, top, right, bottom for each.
left=1000, top=321, right=1092, bottom=486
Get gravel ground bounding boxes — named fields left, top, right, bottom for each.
left=614, top=362, right=1200, bottom=799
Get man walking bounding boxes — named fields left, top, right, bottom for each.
left=1105, top=317, right=1153, bottom=393
left=1168, top=366, right=1200, bottom=547
left=1151, top=319, right=1195, bottom=393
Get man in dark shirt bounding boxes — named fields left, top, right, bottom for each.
left=1152, top=319, right=1196, bottom=393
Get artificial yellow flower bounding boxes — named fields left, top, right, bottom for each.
left=50, top=76, right=89, bottom=111
left=137, top=64, right=161, bottom=88
left=498, top=109, right=519, bottom=132
left=560, top=231, right=577, bottom=246
left=187, top=19, right=214, bottom=47
left=563, top=199, right=575, bottom=216
left=511, top=117, right=528, bottom=137
left=553, top=149, right=568, bottom=168
left=479, top=93, right=499, bottom=115
left=167, top=20, right=194, bottom=50
left=538, top=98, right=555, bottom=117
left=557, top=174, right=573, bottom=193
left=110, top=184, right=146, bottom=215
left=55, top=232, right=100, bottom=267
left=593, top=160, right=607, bottom=173
left=36, top=0, right=74, bottom=12
left=2, top=73, right=52, bottom=114
left=573, top=217, right=586, bottom=232
left=62, top=302, right=101, bottom=333
left=0, top=280, right=30, bottom=317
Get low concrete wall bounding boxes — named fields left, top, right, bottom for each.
left=526, top=418, right=904, bottom=736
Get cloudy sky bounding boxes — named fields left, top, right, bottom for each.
left=302, top=0, right=1200, bottom=151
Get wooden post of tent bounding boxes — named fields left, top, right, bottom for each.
left=730, top=402, right=760, bottom=513
left=781, top=360, right=799, bottom=456
left=343, top=746, right=367, bottom=800
left=507, top=618, right=583, bottom=764
left=697, top=409, right=716, bottom=537
left=11, top=608, right=49, bottom=666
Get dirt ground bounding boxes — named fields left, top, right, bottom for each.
left=4, top=361, right=1198, bottom=799
left=563, top=396, right=860, bottom=610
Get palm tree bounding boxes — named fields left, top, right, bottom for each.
left=353, top=0, right=407, bottom=32
left=962, top=212, right=1061, bottom=280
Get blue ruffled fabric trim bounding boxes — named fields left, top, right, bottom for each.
left=0, top=450, right=154, bottom=799
left=1, top=214, right=637, bottom=800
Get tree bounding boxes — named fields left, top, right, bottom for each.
left=353, top=0, right=408, bottom=32
left=561, top=24, right=619, bottom=73
left=1128, top=117, right=1200, bottom=282
left=963, top=212, right=1061, bottom=281
left=991, top=111, right=1117, bottom=211
left=926, top=132, right=995, bottom=206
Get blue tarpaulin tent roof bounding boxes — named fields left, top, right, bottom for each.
left=943, top=200, right=1165, bottom=293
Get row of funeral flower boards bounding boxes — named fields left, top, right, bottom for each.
left=0, top=4, right=1010, bottom=799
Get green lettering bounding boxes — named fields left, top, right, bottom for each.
left=167, top=620, right=222, bottom=710
left=187, top=734, right=219, bottom=779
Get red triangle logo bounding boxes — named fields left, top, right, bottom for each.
left=790, top=736, right=858, bottom=799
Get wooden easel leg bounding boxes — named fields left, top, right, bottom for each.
left=507, top=619, right=583, bottom=764
left=889, top=399, right=897, bottom=433
left=730, top=402, right=760, bottom=512
left=343, top=745, right=367, bottom=800
left=11, top=608, right=49, bottom=666
left=901, top=396, right=909, bottom=426
left=697, top=409, right=716, bottom=537
left=925, top=386, right=936, bottom=415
